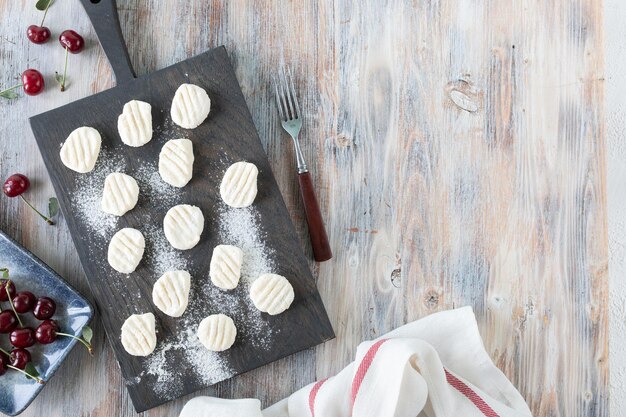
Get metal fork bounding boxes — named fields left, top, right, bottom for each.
left=274, top=69, right=332, bottom=262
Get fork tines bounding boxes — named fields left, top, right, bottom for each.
left=274, top=68, right=301, bottom=122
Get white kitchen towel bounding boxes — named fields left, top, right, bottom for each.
left=180, top=306, right=533, bottom=417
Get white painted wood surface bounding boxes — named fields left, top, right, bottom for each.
left=0, top=1, right=610, bottom=416
left=605, top=0, right=626, bottom=415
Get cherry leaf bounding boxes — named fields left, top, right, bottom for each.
left=35, top=0, right=54, bottom=11
left=1, top=269, right=8, bottom=279
left=0, top=90, right=19, bottom=100
left=24, top=363, right=40, bottom=380
left=48, top=197, right=59, bottom=218
left=82, top=326, right=93, bottom=344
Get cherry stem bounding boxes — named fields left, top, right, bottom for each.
left=60, top=46, right=68, bottom=92
left=19, top=195, right=54, bottom=225
left=40, top=0, right=52, bottom=27
left=5, top=281, right=23, bottom=328
left=57, top=332, right=94, bottom=355
left=0, top=84, right=23, bottom=95
left=0, top=347, right=10, bottom=356
left=7, top=364, right=44, bottom=384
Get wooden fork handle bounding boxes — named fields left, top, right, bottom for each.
left=298, top=172, right=333, bottom=262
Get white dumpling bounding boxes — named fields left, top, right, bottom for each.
left=163, top=204, right=204, bottom=250
left=117, top=100, right=153, bottom=147
left=101, top=172, right=139, bottom=216
left=219, top=162, right=258, bottom=208
left=121, top=313, right=157, bottom=356
left=60, top=126, right=102, bottom=173
left=152, top=270, right=191, bottom=317
left=170, top=83, right=211, bottom=129
left=249, top=273, right=294, bottom=315
left=197, top=314, right=237, bottom=352
left=209, top=245, right=244, bottom=290
left=158, top=139, right=194, bottom=187
left=108, top=228, right=145, bottom=273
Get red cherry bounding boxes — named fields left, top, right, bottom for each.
left=59, top=30, right=84, bottom=53
left=9, top=349, right=31, bottom=370
left=0, top=279, right=17, bottom=301
left=21, top=69, right=44, bottom=96
left=2, top=174, right=30, bottom=198
left=33, top=297, right=56, bottom=320
left=0, top=310, right=18, bottom=334
left=35, top=320, right=59, bottom=344
left=10, top=327, right=36, bottom=348
left=27, top=25, right=51, bottom=44
left=13, top=291, right=36, bottom=313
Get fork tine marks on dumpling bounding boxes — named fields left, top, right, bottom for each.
left=121, top=313, right=157, bottom=356
left=171, top=84, right=211, bottom=129
left=101, top=173, right=140, bottom=216
left=107, top=228, right=145, bottom=273
left=152, top=270, right=191, bottom=317
left=220, top=161, right=258, bottom=208
left=118, top=100, right=153, bottom=147
left=59, top=126, right=102, bottom=173
left=210, top=245, right=243, bottom=290
left=159, top=139, right=194, bottom=187
left=163, top=204, right=205, bottom=250
left=249, top=273, right=294, bottom=315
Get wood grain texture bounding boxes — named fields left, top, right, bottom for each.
left=0, top=0, right=607, bottom=416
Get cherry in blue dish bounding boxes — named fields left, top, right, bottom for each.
left=0, top=229, right=93, bottom=416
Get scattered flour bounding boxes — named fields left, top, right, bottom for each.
left=143, top=224, right=188, bottom=276
left=72, top=148, right=124, bottom=237
left=142, top=204, right=277, bottom=397
left=70, top=122, right=282, bottom=399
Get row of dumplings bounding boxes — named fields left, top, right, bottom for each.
left=120, top=265, right=295, bottom=356
left=60, top=83, right=211, bottom=175
left=57, top=83, right=293, bottom=357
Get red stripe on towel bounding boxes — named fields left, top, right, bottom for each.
left=308, top=378, right=329, bottom=417
left=350, top=339, right=388, bottom=414
left=445, top=369, right=501, bottom=417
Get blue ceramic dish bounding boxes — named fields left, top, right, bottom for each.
left=0, top=229, right=94, bottom=416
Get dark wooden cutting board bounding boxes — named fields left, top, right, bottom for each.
left=29, top=0, right=334, bottom=412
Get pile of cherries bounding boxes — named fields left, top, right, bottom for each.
left=0, top=271, right=93, bottom=384
left=0, top=0, right=85, bottom=99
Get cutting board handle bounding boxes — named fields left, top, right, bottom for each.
left=79, top=0, right=136, bottom=84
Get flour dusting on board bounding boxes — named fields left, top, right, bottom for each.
left=143, top=224, right=187, bottom=276
left=142, top=204, right=277, bottom=396
left=72, top=149, right=123, bottom=237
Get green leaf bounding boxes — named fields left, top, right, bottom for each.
left=48, top=197, right=59, bottom=218
left=1, top=269, right=8, bottom=279
left=24, top=363, right=40, bottom=380
left=35, top=0, right=54, bottom=11
left=0, top=90, right=18, bottom=100
left=82, top=326, right=93, bottom=344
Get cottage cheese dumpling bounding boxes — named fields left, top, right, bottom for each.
left=158, top=139, right=194, bottom=187
left=219, top=162, right=258, bottom=208
left=249, top=273, right=294, bottom=315
left=163, top=204, right=204, bottom=250
left=117, top=100, right=153, bottom=147
left=60, top=126, right=101, bottom=173
left=152, top=270, right=191, bottom=317
left=209, top=245, right=244, bottom=290
left=121, top=313, right=156, bottom=356
left=197, top=314, right=237, bottom=352
left=101, top=172, right=139, bottom=216
left=108, top=228, right=145, bottom=273
left=170, top=84, right=211, bottom=129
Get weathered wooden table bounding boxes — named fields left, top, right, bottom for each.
left=0, top=1, right=608, bottom=416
